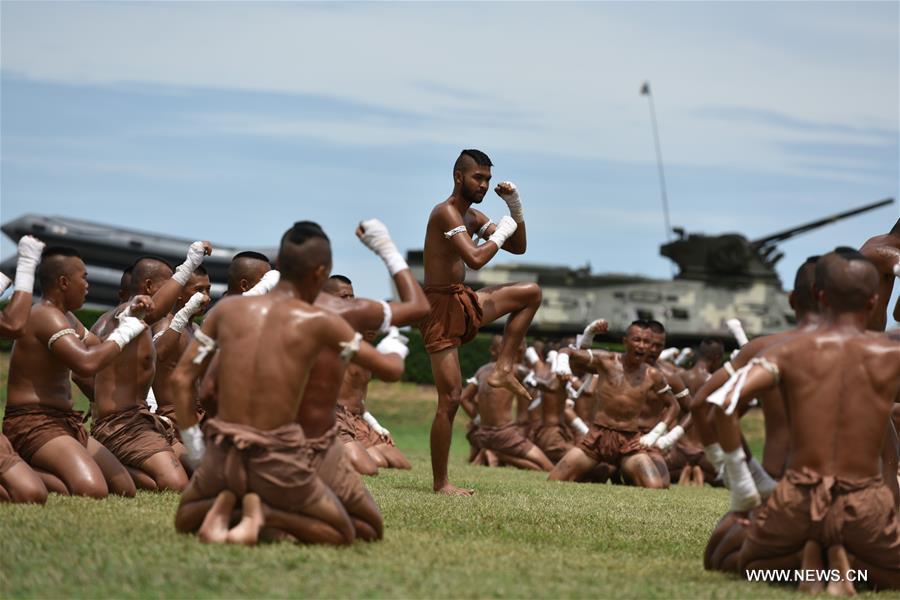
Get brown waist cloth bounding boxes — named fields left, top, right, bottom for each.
left=740, top=467, right=900, bottom=579
left=0, top=433, right=24, bottom=475
left=419, top=283, right=483, bottom=354
left=91, top=405, right=176, bottom=469
left=190, top=417, right=324, bottom=513
left=532, top=423, right=575, bottom=463
left=304, top=424, right=369, bottom=511
left=2, top=404, right=88, bottom=462
left=578, top=424, right=643, bottom=467
left=470, top=422, right=534, bottom=458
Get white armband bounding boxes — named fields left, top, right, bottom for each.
left=723, top=361, right=736, bottom=376
left=655, top=384, right=672, bottom=395
left=443, top=225, right=467, bottom=239
left=192, top=329, right=217, bottom=364
left=339, top=331, right=363, bottom=363
left=378, top=300, right=392, bottom=335
left=465, top=376, right=478, bottom=387
left=528, top=396, right=542, bottom=411
left=674, top=388, right=690, bottom=399
left=477, top=221, right=494, bottom=239
left=570, top=416, right=589, bottom=435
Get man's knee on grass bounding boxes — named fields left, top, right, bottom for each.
left=548, top=447, right=594, bottom=481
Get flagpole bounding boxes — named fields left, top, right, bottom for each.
left=641, top=81, right=673, bottom=242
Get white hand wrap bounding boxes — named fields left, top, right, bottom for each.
left=465, top=376, right=478, bottom=387
left=180, top=424, right=205, bottom=469
left=375, top=327, right=409, bottom=360
left=707, top=357, right=779, bottom=415
left=359, top=219, right=408, bottom=276
left=107, top=316, right=147, bottom=350
left=655, top=425, right=684, bottom=451
left=339, top=332, right=363, bottom=363
left=748, top=458, right=778, bottom=499
left=496, top=182, right=524, bottom=223
left=658, top=347, right=679, bottom=362
left=639, top=421, right=668, bottom=447
left=725, top=447, right=761, bottom=512
left=487, top=216, right=517, bottom=249
left=14, top=235, right=45, bottom=294
left=170, top=293, right=207, bottom=334
left=553, top=353, right=572, bottom=377
left=523, top=370, right=538, bottom=388
left=726, top=318, right=750, bottom=347
left=524, top=346, right=540, bottom=366
left=675, top=348, right=694, bottom=367
left=704, top=443, right=726, bottom=472
left=173, top=241, right=208, bottom=286
left=570, top=416, right=589, bottom=435
left=577, top=319, right=606, bottom=349
left=363, top=411, right=390, bottom=436
left=243, top=269, right=280, bottom=296
left=545, top=350, right=558, bottom=367
left=0, top=272, right=11, bottom=295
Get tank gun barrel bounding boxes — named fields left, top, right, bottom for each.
left=751, top=198, right=894, bottom=248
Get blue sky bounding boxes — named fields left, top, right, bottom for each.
left=1, top=1, right=898, bottom=323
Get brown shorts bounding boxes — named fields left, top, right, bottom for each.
left=0, top=434, right=24, bottom=475
left=469, top=422, right=534, bottom=459
left=532, top=423, right=575, bottom=463
left=2, top=404, right=89, bottom=462
left=739, top=467, right=900, bottom=579
left=419, top=283, right=483, bottom=354
left=578, top=424, right=643, bottom=467
left=91, top=406, right=177, bottom=469
left=666, top=441, right=718, bottom=482
left=307, top=426, right=370, bottom=511
left=186, top=418, right=325, bottom=516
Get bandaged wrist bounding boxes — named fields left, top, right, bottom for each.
left=704, top=443, right=726, bottom=469
left=553, top=353, right=572, bottom=376
left=488, top=216, right=517, bottom=249
left=655, top=425, right=684, bottom=450
left=748, top=458, right=778, bottom=499
left=243, top=269, right=280, bottom=296
left=724, top=447, right=761, bottom=512
left=14, top=259, right=38, bottom=294
left=173, top=241, right=207, bottom=286
left=498, top=184, right=524, bottom=223
left=524, top=347, right=540, bottom=366
left=180, top=424, right=205, bottom=468
left=726, top=318, right=749, bottom=347
left=363, top=411, right=389, bottom=436
left=375, top=327, right=409, bottom=359
left=570, top=416, right=589, bottom=435
left=170, top=292, right=206, bottom=333
left=107, top=316, right=147, bottom=350
left=0, top=272, right=11, bottom=294
left=639, top=422, right=667, bottom=447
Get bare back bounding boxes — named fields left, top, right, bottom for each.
left=476, top=363, right=519, bottom=427
left=769, top=330, right=900, bottom=478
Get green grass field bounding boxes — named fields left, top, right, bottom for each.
left=1, top=355, right=891, bottom=599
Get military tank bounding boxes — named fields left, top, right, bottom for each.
left=405, top=198, right=894, bottom=343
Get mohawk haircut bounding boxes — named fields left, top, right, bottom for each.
left=792, top=256, right=820, bottom=313
left=278, top=221, right=331, bottom=282
left=454, top=149, right=493, bottom=173
left=38, top=246, right=82, bottom=290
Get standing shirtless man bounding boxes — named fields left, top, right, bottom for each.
left=548, top=321, right=679, bottom=488
left=422, top=149, right=541, bottom=495
left=860, top=218, right=900, bottom=331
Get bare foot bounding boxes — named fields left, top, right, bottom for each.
left=798, top=540, right=825, bottom=594
left=486, top=366, right=532, bottom=400
left=226, top=493, right=265, bottom=546
left=434, top=483, right=475, bottom=496
left=826, top=545, right=856, bottom=596
left=198, top=491, right=236, bottom=544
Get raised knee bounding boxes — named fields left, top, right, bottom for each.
left=524, top=282, right=542, bottom=304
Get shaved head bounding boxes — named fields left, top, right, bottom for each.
left=697, top=338, right=724, bottom=364
left=791, top=256, right=820, bottom=314
left=323, top=275, right=354, bottom=299
left=454, top=149, right=493, bottom=175
left=130, top=257, right=174, bottom=295
left=228, top=251, right=271, bottom=294
left=815, top=249, right=879, bottom=312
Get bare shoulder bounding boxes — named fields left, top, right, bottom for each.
left=29, top=303, right=71, bottom=338
left=429, top=200, right=463, bottom=228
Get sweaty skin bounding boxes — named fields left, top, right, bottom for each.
left=5, top=255, right=137, bottom=498
left=548, top=326, right=679, bottom=488
left=859, top=219, right=900, bottom=331
left=424, top=157, right=541, bottom=495
left=171, top=265, right=406, bottom=546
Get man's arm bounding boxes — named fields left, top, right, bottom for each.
left=459, top=377, right=479, bottom=419
left=0, top=235, right=45, bottom=338
left=324, top=315, right=406, bottom=382
left=143, top=242, right=212, bottom=325
left=40, top=297, right=151, bottom=377
left=439, top=205, right=517, bottom=270
left=356, top=219, right=430, bottom=327
left=153, top=293, right=209, bottom=362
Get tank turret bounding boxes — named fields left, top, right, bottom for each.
left=659, top=198, right=894, bottom=286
